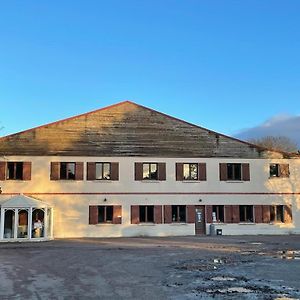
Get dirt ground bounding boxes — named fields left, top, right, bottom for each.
left=0, top=235, right=299, bottom=300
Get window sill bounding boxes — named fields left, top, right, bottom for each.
left=139, top=180, right=160, bottom=183
left=181, top=180, right=201, bottom=183
left=89, top=180, right=113, bottom=183
left=170, top=223, right=188, bottom=225
left=138, top=223, right=155, bottom=226
left=95, top=223, right=115, bottom=226
left=225, top=181, right=245, bottom=183
left=238, top=222, right=255, bottom=225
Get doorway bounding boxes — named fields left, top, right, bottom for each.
left=195, top=205, right=206, bottom=235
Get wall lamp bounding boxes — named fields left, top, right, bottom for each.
left=103, top=198, right=107, bottom=202
left=199, top=198, right=202, bottom=202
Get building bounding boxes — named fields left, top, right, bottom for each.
left=0, top=101, right=299, bottom=241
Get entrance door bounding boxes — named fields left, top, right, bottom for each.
left=195, top=205, right=206, bottom=235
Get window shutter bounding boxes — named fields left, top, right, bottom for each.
left=232, top=205, right=240, bottom=223
left=89, top=206, right=98, bottom=225
left=198, top=163, right=207, bottom=181
left=75, top=162, right=84, bottom=180
left=254, top=205, right=263, bottom=223
left=219, top=163, right=227, bottom=181
left=131, top=205, right=140, bottom=224
left=50, top=162, right=60, bottom=180
left=280, top=164, right=290, bottom=177
left=134, top=163, right=143, bottom=181
left=224, top=205, right=232, bottom=223
left=158, top=163, right=166, bottom=181
left=22, top=162, right=32, bottom=181
left=187, top=205, right=195, bottom=223
left=154, top=205, right=162, bottom=224
left=262, top=205, right=271, bottom=223
left=0, top=161, right=6, bottom=181
left=242, top=163, right=250, bottom=181
left=176, top=163, right=183, bottom=181
left=284, top=205, right=292, bottom=223
left=113, top=205, right=122, bottom=224
left=111, top=162, right=119, bottom=181
left=206, top=205, right=213, bottom=223
left=87, top=162, right=96, bottom=180
left=164, top=205, right=172, bottom=223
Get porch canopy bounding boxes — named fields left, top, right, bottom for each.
left=0, top=195, right=53, bottom=241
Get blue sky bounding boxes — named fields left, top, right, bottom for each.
left=0, top=1, right=299, bottom=139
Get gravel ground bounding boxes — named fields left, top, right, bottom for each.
left=0, top=235, right=300, bottom=300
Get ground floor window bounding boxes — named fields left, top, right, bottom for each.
left=270, top=205, right=284, bottom=223
left=98, top=206, right=113, bottom=223
left=139, top=206, right=154, bottom=223
left=212, top=205, right=224, bottom=222
left=172, top=205, right=186, bottom=223
left=239, top=205, right=253, bottom=222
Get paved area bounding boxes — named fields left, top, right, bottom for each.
left=0, top=235, right=300, bottom=299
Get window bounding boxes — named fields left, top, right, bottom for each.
left=183, top=163, right=198, bottom=180
left=227, top=163, right=241, bottom=180
left=60, top=162, right=75, bottom=180
left=270, top=205, right=284, bottom=223
left=143, top=163, right=158, bottom=180
left=96, top=163, right=111, bottom=180
left=172, top=205, right=186, bottom=222
left=239, top=205, right=253, bottom=222
left=6, top=162, right=23, bottom=180
left=139, top=206, right=154, bottom=223
left=98, top=206, right=113, bottom=223
left=212, top=205, right=224, bottom=222
left=269, top=164, right=289, bottom=178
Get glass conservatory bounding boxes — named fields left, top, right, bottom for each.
left=0, top=195, right=53, bottom=241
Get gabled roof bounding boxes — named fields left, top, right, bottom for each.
left=1, top=195, right=50, bottom=208
left=0, top=101, right=292, bottom=158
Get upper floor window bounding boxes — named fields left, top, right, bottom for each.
left=134, top=163, right=166, bottom=181
left=219, top=163, right=250, bottom=181
left=143, top=163, right=158, bottom=180
left=87, top=162, right=119, bottom=181
left=60, top=162, right=75, bottom=180
left=50, top=162, right=83, bottom=181
left=176, top=163, right=206, bottom=181
left=239, top=205, right=253, bottom=222
left=269, top=164, right=289, bottom=178
left=0, top=161, right=31, bottom=181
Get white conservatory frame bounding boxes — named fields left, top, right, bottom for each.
left=0, top=195, right=53, bottom=241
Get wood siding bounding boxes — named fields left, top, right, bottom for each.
left=0, top=101, right=278, bottom=158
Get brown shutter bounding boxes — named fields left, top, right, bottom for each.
left=134, top=163, right=143, bottom=181
left=198, top=163, right=207, bottom=181
left=22, top=162, right=32, bottom=181
left=87, top=162, right=96, bottom=180
left=219, top=163, right=227, bottom=181
left=225, top=205, right=233, bottom=223
left=113, top=205, right=122, bottom=224
left=0, top=161, right=6, bottom=181
left=232, top=205, right=240, bottom=223
left=280, top=164, right=290, bottom=178
left=254, top=205, right=263, bottom=223
left=164, top=205, right=172, bottom=223
left=131, top=205, right=140, bottom=224
left=176, top=163, right=183, bottom=181
left=284, top=205, right=292, bottom=223
left=206, top=205, right=213, bottom=223
left=242, top=163, right=250, bottom=181
left=89, top=206, right=98, bottom=224
left=111, top=162, right=119, bottom=181
left=154, top=205, right=162, bottom=224
left=262, top=205, right=271, bottom=223
left=158, top=163, right=166, bottom=181
left=50, top=162, right=60, bottom=180
left=75, top=162, right=84, bottom=180
left=187, top=205, right=195, bottom=223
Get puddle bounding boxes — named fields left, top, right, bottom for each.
left=278, top=250, right=300, bottom=260
left=211, top=276, right=236, bottom=281
left=207, top=287, right=253, bottom=294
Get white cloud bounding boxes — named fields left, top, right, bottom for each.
left=235, top=114, right=300, bottom=147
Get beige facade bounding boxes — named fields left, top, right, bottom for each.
left=0, top=101, right=299, bottom=240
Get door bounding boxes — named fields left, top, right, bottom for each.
left=195, top=205, right=206, bottom=235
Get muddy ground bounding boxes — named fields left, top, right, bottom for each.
left=0, top=235, right=299, bottom=299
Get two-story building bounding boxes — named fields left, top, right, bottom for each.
left=0, top=101, right=299, bottom=241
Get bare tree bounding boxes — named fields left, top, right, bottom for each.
left=248, top=136, right=299, bottom=153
